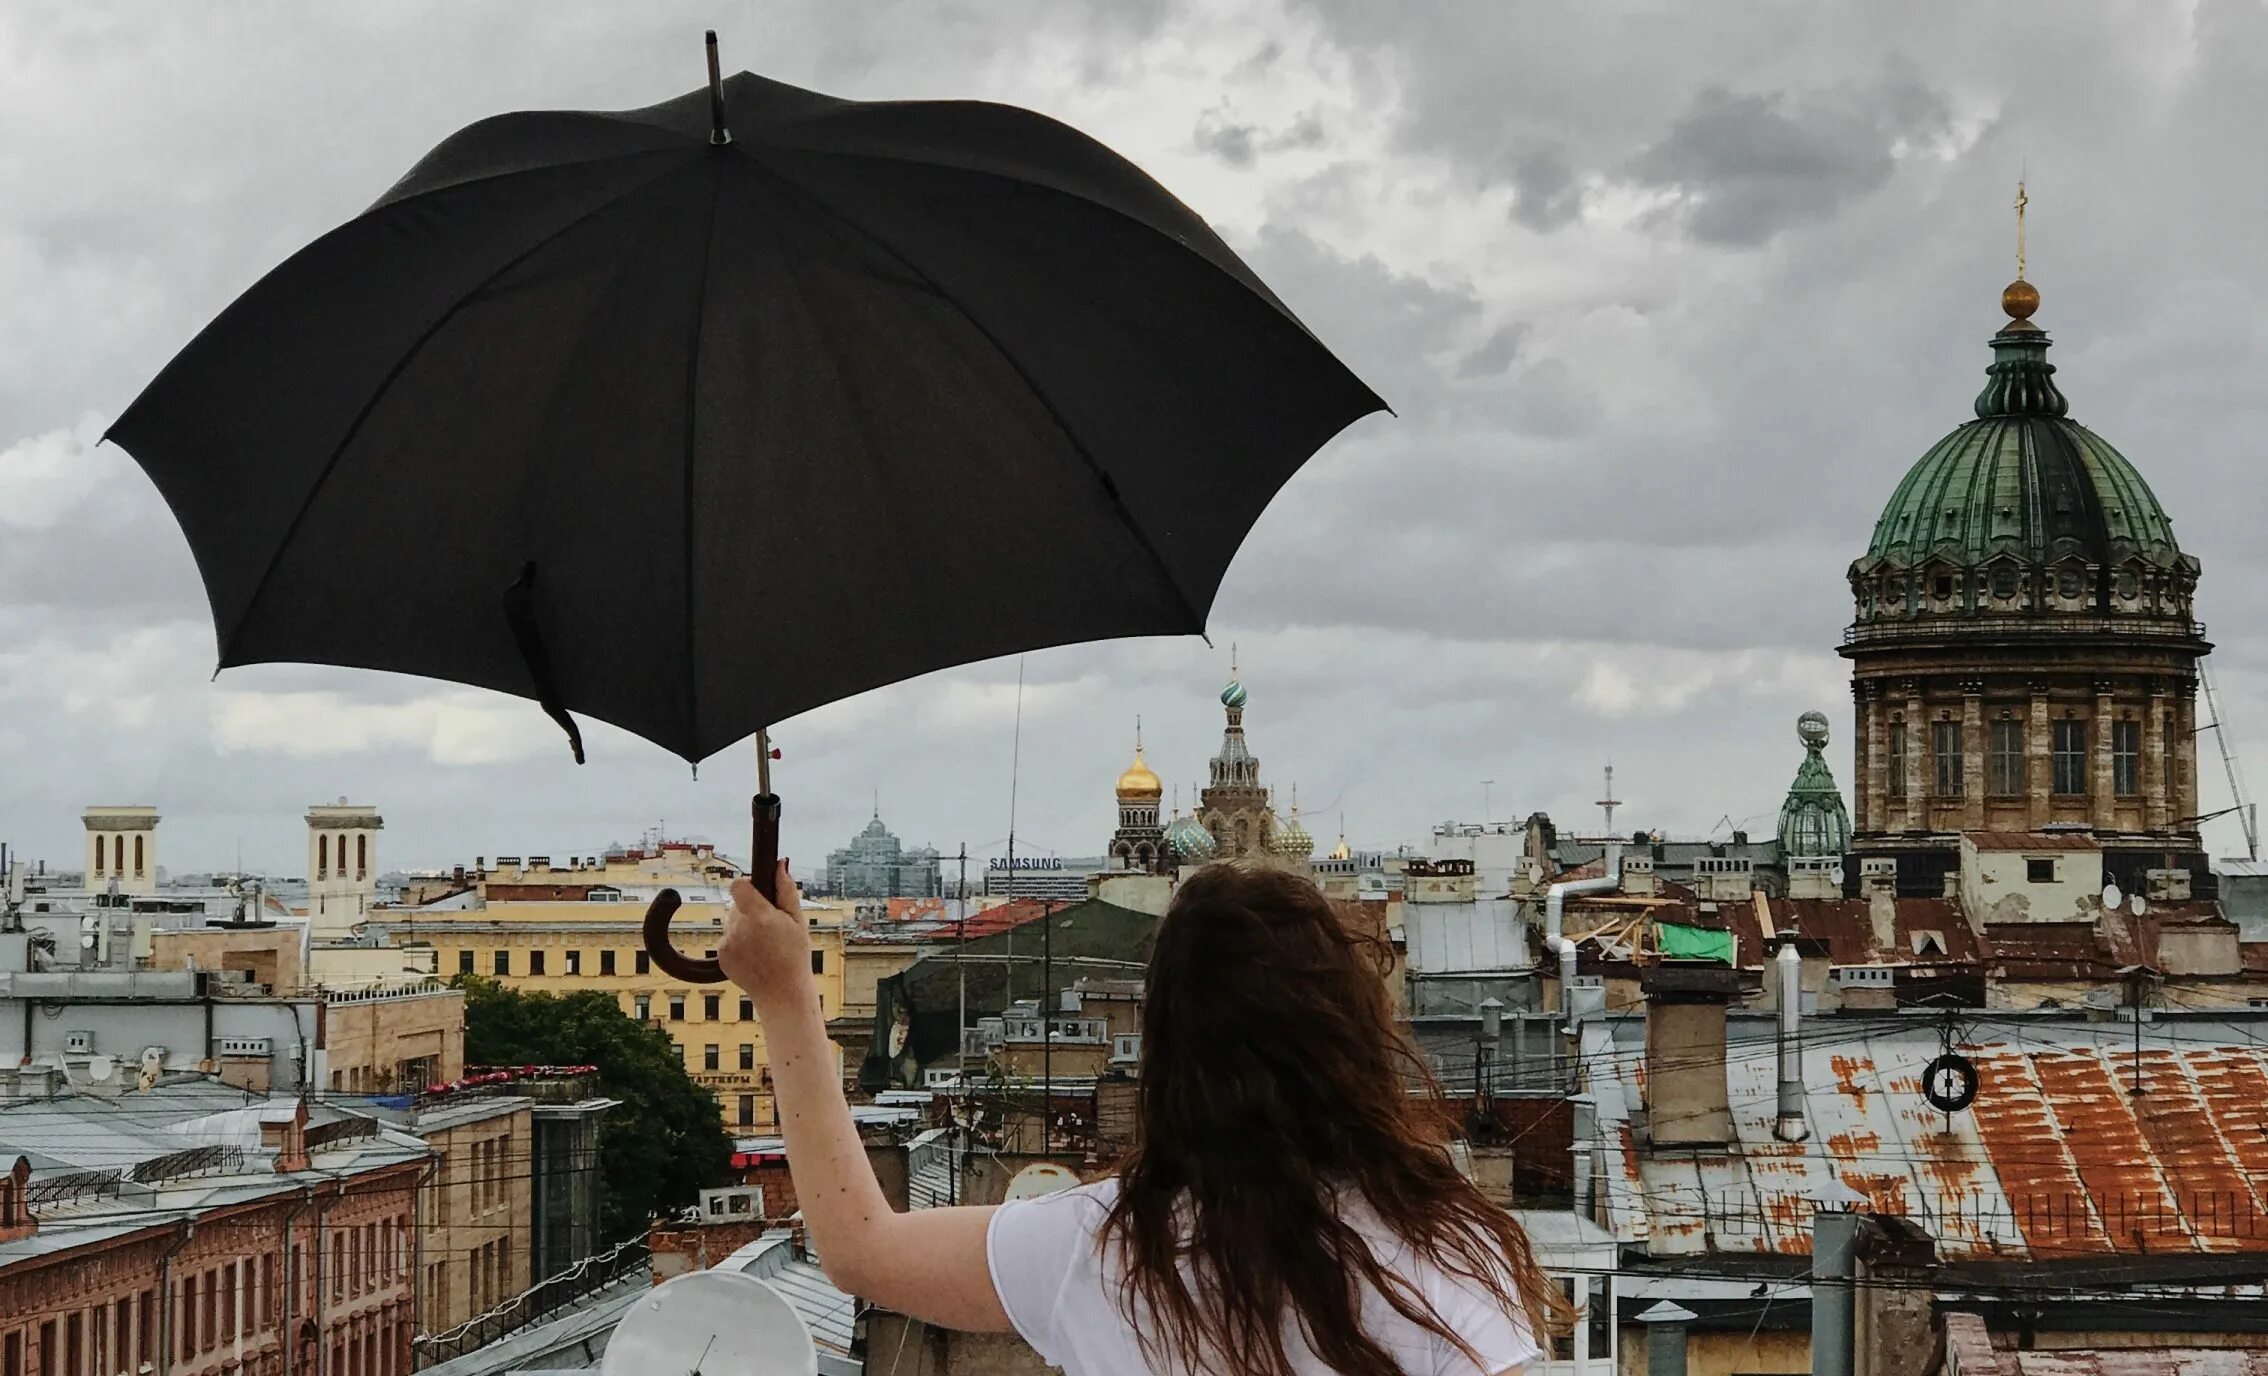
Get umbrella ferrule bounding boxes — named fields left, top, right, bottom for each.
left=705, top=31, right=730, bottom=145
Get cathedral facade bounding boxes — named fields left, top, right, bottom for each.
left=1839, top=271, right=2213, bottom=895
left=1104, top=666, right=1316, bottom=870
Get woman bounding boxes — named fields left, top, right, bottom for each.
left=721, top=858, right=1563, bottom=1376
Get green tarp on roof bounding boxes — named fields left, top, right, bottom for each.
left=1656, top=922, right=1734, bottom=964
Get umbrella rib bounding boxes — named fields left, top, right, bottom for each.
left=752, top=162, right=1209, bottom=635
left=212, top=156, right=698, bottom=671
left=680, top=155, right=729, bottom=760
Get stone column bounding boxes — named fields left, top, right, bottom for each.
left=1904, top=683, right=1926, bottom=832
left=1962, top=684, right=1986, bottom=831
left=2145, top=682, right=2172, bottom=833
left=2028, top=681, right=2053, bottom=830
left=2178, top=680, right=2202, bottom=829
left=2092, top=679, right=2116, bottom=831
left=1860, top=683, right=1885, bottom=834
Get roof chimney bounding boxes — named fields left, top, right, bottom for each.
left=1641, top=962, right=1739, bottom=1147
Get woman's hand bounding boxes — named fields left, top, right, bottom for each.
left=721, top=860, right=813, bottom=1007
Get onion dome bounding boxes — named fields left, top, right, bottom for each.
left=1163, top=811, right=1216, bottom=864
left=1221, top=678, right=1248, bottom=709
left=1848, top=276, right=2199, bottom=627
left=1270, top=790, right=1315, bottom=859
left=1114, top=744, right=1162, bottom=801
left=1777, top=711, right=1851, bottom=859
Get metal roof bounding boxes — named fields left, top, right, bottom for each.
left=1594, top=1011, right=2268, bottom=1262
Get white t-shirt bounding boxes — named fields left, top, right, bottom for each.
left=986, top=1179, right=1538, bottom=1376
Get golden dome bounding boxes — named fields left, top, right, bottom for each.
left=1115, top=747, right=1162, bottom=801
left=2002, top=278, right=2040, bottom=322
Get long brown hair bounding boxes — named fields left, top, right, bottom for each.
left=1104, top=861, right=1571, bottom=1376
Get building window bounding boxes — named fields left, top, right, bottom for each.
left=357, top=834, right=368, bottom=877
left=739, top=1044, right=755, bottom=1071
left=2028, top=858, right=2057, bottom=884
left=1988, top=718, right=2026, bottom=796
left=318, top=835, right=329, bottom=879
left=565, top=949, right=581, bottom=976
left=528, top=950, right=546, bottom=976
left=1588, top=1274, right=1611, bottom=1361
left=633, top=994, right=651, bottom=1021
left=493, top=950, right=509, bottom=976
left=810, top=950, right=825, bottom=975
left=739, top=996, right=754, bottom=1020
left=669, top=996, right=685, bottom=1022
left=635, top=950, right=651, bottom=975
left=1931, top=720, right=1963, bottom=797
left=133, top=834, right=144, bottom=878
left=2113, top=719, right=2140, bottom=796
left=1887, top=720, right=1907, bottom=800
left=2053, top=719, right=2088, bottom=795
left=600, top=949, right=616, bottom=976
left=737, top=1094, right=755, bottom=1126
left=704, top=1045, right=720, bottom=1071
left=703, top=993, right=721, bottom=1021
left=457, top=950, right=474, bottom=975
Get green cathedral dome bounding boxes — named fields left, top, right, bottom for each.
left=1849, top=282, right=2199, bottom=623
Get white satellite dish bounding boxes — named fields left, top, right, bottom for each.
left=86, top=1055, right=114, bottom=1081
left=1004, top=1161, right=1079, bottom=1201
left=2102, top=882, right=2123, bottom=911
left=601, top=1270, right=814, bottom=1376
left=2130, top=893, right=2149, bottom=917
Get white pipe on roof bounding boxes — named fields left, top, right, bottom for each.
left=1774, top=940, right=1808, bottom=1142
left=1544, top=843, right=1621, bottom=1013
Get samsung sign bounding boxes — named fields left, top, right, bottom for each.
left=988, top=857, right=1064, bottom=871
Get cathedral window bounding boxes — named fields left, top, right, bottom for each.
left=2057, top=566, right=2084, bottom=600
left=2112, top=719, right=2140, bottom=796
left=1931, top=721, right=1963, bottom=796
left=1887, top=721, right=1907, bottom=800
left=1991, top=566, right=2019, bottom=599
left=1988, top=719, right=2025, bottom=796
left=2052, top=719, right=2088, bottom=796
left=2116, top=570, right=2139, bottom=601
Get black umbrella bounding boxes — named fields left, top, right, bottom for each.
left=108, top=37, right=1382, bottom=979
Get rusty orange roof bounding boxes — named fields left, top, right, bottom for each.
left=1594, top=1014, right=2268, bottom=1262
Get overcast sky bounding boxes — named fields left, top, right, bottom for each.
left=5, top=2, right=2267, bottom=877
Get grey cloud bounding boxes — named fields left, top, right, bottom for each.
left=1457, top=323, right=1525, bottom=377
left=1193, top=107, right=1327, bottom=168
left=1506, top=146, right=1584, bottom=231
left=1626, top=79, right=1953, bottom=246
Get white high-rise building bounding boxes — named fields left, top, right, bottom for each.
left=82, top=806, right=159, bottom=897
left=306, top=800, right=383, bottom=937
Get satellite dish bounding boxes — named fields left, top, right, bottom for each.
left=1004, top=1162, right=1079, bottom=1201
left=1829, top=866, right=1846, bottom=889
left=87, top=1055, right=114, bottom=1081
left=2131, top=893, right=2149, bottom=916
left=601, top=1270, right=814, bottom=1376
left=2102, top=882, right=2123, bottom=911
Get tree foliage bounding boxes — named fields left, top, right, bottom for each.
left=455, top=975, right=732, bottom=1240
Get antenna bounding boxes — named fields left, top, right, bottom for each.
left=1596, top=762, right=1621, bottom=835
left=2198, top=661, right=2258, bottom=861
left=601, top=1270, right=814, bottom=1376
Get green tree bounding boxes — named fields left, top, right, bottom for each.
left=454, top=975, right=732, bottom=1240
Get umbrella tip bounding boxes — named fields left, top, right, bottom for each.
left=705, top=31, right=730, bottom=146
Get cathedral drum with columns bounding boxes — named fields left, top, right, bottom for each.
left=1839, top=267, right=2212, bottom=896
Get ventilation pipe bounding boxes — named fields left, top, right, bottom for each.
left=1774, top=941, right=1808, bottom=1142
left=1543, top=842, right=1623, bottom=947
left=1554, top=934, right=1579, bottom=1015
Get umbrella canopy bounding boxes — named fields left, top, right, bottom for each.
left=109, top=65, right=1383, bottom=766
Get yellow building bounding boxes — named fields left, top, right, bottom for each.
left=379, top=843, right=846, bottom=1131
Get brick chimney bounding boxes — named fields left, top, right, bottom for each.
left=0, top=1157, right=34, bottom=1243
left=1641, top=963, right=1739, bottom=1147
left=263, top=1102, right=312, bottom=1173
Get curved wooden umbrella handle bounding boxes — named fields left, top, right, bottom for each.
left=641, top=794, right=781, bottom=985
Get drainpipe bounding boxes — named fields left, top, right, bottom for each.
left=1774, top=942, right=1808, bottom=1143
left=157, top=1219, right=195, bottom=1376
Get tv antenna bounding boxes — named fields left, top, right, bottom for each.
left=1596, top=762, right=1621, bottom=835
left=2197, top=661, right=2258, bottom=861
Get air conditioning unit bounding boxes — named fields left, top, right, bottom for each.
left=1111, top=1034, right=1143, bottom=1064
left=218, top=1037, right=272, bottom=1058
left=64, top=1030, right=95, bottom=1054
